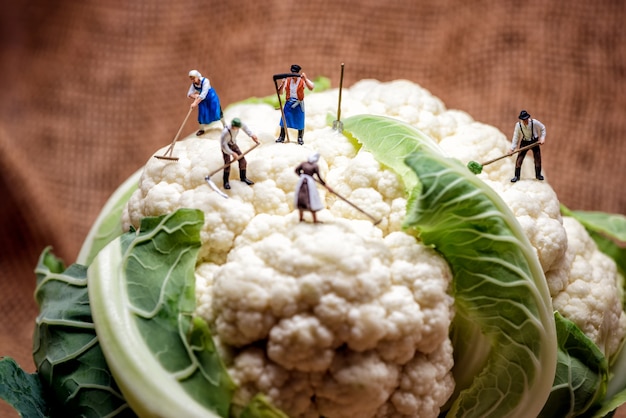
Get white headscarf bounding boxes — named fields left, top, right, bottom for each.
left=188, top=70, right=202, bottom=78
left=308, top=152, right=320, bottom=163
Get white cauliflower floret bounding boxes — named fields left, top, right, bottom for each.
left=229, top=347, right=318, bottom=417
left=123, top=137, right=257, bottom=263
left=204, top=214, right=454, bottom=417
left=376, top=340, right=455, bottom=418
left=313, top=351, right=400, bottom=418
left=124, top=78, right=626, bottom=417
left=548, top=217, right=626, bottom=357
left=485, top=178, right=568, bottom=273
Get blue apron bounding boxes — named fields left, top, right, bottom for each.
left=195, top=78, right=222, bottom=124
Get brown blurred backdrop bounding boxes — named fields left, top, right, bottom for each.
left=1, top=1, right=625, bottom=416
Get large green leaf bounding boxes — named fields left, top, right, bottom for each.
left=342, top=115, right=443, bottom=194
left=33, top=248, right=136, bottom=417
left=539, top=312, right=608, bottom=418
left=0, top=357, right=48, bottom=418
left=343, top=115, right=557, bottom=418
left=239, top=394, right=290, bottom=418
left=561, top=205, right=626, bottom=279
left=87, top=209, right=236, bottom=418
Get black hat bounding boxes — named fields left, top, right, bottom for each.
left=518, top=110, right=531, bottom=120
left=290, top=64, right=302, bottom=73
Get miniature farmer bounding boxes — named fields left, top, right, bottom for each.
left=509, top=109, right=546, bottom=182
left=276, top=64, right=315, bottom=145
left=294, top=152, right=325, bottom=223
left=188, top=70, right=225, bottom=136
left=221, top=118, right=259, bottom=189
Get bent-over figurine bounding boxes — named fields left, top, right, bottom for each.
left=276, top=64, right=315, bottom=145
left=221, top=118, right=259, bottom=189
left=509, top=110, right=546, bottom=182
left=188, top=70, right=224, bottom=136
left=294, top=152, right=325, bottom=223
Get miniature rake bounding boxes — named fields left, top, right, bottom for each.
left=155, top=107, right=193, bottom=161
left=467, top=142, right=539, bottom=174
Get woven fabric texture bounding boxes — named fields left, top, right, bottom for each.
left=1, top=0, right=625, bottom=416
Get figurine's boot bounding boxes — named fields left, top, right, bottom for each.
left=535, top=166, right=544, bottom=181
left=240, top=170, right=254, bottom=185
left=510, top=167, right=521, bottom=183
left=223, top=169, right=231, bottom=189
left=297, top=130, right=304, bottom=145
left=276, top=127, right=285, bottom=143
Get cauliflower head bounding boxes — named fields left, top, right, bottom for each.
left=122, top=79, right=626, bottom=417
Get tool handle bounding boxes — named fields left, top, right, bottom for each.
left=273, top=77, right=291, bottom=142
left=164, top=107, right=194, bottom=156
left=207, top=143, right=260, bottom=177
left=314, top=179, right=381, bottom=225
left=273, top=73, right=301, bottom=81
left=481, top=142, right=539, bottom=167
left=336, top=63, right=345, bottom=122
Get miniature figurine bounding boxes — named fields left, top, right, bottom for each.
left=221, top=118, right=259, bottom=189
left=294, top=152, right=325, bottom=222
left=188, top=70, right=225, bottom=136
left=275, top=64, right=315, bottom=145
left=509, top=110, right=546, bottom=182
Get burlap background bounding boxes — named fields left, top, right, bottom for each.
left=1, top=1, right=625, bottom=416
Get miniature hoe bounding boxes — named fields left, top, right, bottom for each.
left=205, top=143, right=260, bottom=198
left=467, top=142, right=539, bottom=174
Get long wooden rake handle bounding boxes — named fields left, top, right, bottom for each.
left=314, top=179, right=381, bottom=225
left=155, top=107, right=194, bottom=160
left=481, top=142, right=539, bottom=167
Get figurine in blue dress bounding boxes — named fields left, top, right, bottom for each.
left=188, top=70, right=224, bottom=136
left=275, top=64, right=315, bottom=145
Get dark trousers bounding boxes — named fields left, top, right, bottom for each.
left=515, top=140, right=541, bottom=169
left=222, top=143, right=246, bottom=176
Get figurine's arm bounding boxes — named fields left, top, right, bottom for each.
left=301, top=73, right=315, bottom=90
left=191, top=79, right=210, bottom=108
left=187, top=84, right=198, bottom=99
left=535, top=120, right=547, bottom=144
left=314, top=167, right=325, bottom=185
left=277, top=80, right=286, bottom=94
left=242, top=123, right=259, bottom=144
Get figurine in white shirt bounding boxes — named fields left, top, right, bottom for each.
left=509, top=110, right=546, bottom=182
left=188, top=70, right=224, bottom=136
left=220, top=118, right=259, bottom=189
